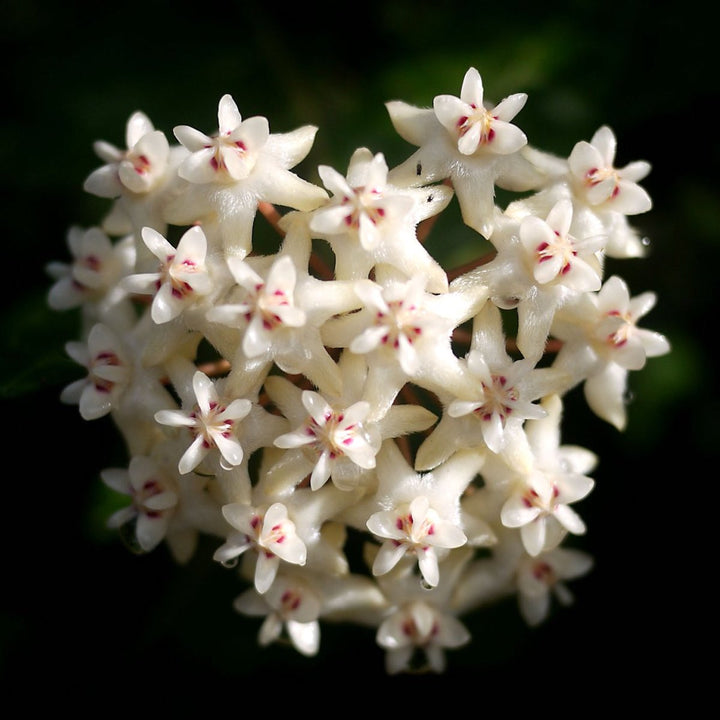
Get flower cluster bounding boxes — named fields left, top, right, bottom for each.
left=49, top=67, right=669, bottom=674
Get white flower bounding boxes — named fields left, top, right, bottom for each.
left=519, top=199, right=603, bottom=291
left=233, top=570, right=323, bottom=656
left=354, top=441, right=481, bottom=587
left=154, top=370, right=252, bottom=474
left=101, top=455, right=178, bottom=553
left=324, top=272, right=484, bottom=418
left=498, top=395, right=596, bottom=556
left=83, top=111, right=170, bottom=198
left=263, top=351, right=435, bottom=495
left=592, top=275, right=671, bottom=369
left=460, top=201, right=604, bottom=361
left=568, top=125, right=652, bottom=215
left=516, top=546, right=594, bottom=626
left=213, top=502, right=307, bottom=594
left=446, top=354, right=547, bottom=452
left=367, top=495, right=467, bottom=588
left=552, top=275, right=670, bottom=428
left=274, top=390, right=377, bottom=492
left=122, top=225, right=213, bottom=324
left=373, top=548, right=474, bottom=674
left=433, top=66, right=528, bottom=157
left=174, top=94, right=270, bottom=184
left=415, top=302, right=563, bottom=471
left=46, top=226, right=135, bottom=312
left=207, top=253, right=306, bottom=357
left=167, top=94, right=327, bottom=256
left=207, top=252, right=361, bottom=396
left=377, top=600, right=471, bottom=674
left=386, top=67, right=545, bottom=238
left=309, top=147, right=451, bottom=293
left=501, top=468, right=594, bottom=557
left=61, top=323, right=131, bottom=420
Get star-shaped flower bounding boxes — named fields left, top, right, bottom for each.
left=551, top=274, right=670, bottom=428
left=101, top=454, right=179, bottom=554
left=232, top=569, right=323, bottom=656
left=166, top=94, right=328, bottom=257
left=272, top=388, right=378, bottom=492
left=459, top=198, right=604, bottom=361
left=516, top=546, right=594, bottom=626
left=214, top=501, right=307, bottom=594
left=497, top=395, right=596, bottom=556
left=61, top=323, right=132, bottom=420
left=122, top=225, right=214, bottom=324
left=519, top=198, right=604, bottom=291
left=386, top=67, right=545, bottom=238
left=207, top=252, right=361, bottom=397
left=568, top=125, right=652, bottom=215
left=373, top=547, right=474, bottom=674
left=323, top=271, right=487, bottom=419
left=347, top=441, right=483, bottom=588
left=154, top=369, right=252, bottom=474
left=263, top=349, right=435, bottom=495
left=46, top=226, right=135, bottom=314
left=309, top=147, right=451, bottom=293
left=83, top=111, right=171, bottom=198
left=415, top=302, right=565, bottom=472
left=432, top=66, right=528, bottom=157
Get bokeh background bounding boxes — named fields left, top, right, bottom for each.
left=2, top=0, right=715, bottom=699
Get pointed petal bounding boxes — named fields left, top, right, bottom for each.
left=372, top=541, right=408, bottom=576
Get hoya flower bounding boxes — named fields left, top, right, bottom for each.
left=168, top=94, right=327, bottom=256
left=61, top=323, right=131, bottom=420
left=377, top=599, right=471, bottom=674
left=552, top=275, right=670, bottom=429
left=207, top=253, right=306, bottom=358
left=233, top=570, right=323, bottom=656
left=350, top=441, right=482, bottom=588
left=175, top=94, right=270, bottom=183
left=415, top=302, right=563, bottom=471
left=309, top=147, right=451, bottom=293
left=122, top=225, right=213, bottom=324
left=367, top=495, right=467, bottom=588
left=273, top=390, right=378, bottom=492
left=433, top=66, right=528, bottom=157
left=100, top=454, right=179, bottom=554
left=46, top=226, right=135, bottom=313
left=207, top=253, right=361, bottom=396
left=386, top=67, right=545, bottom=238
left=324, top=272, right=485, bottom=418
left=500, top=464, right=594, bottom=557
left=568, top=125, right=652, bottom=215
left=592, top=275, right=671, bottom=369
left=519, top=198, right=604, bottom=291
left=154, top=370, right=252, bottom=475
left=516, top=546, right=594, bottom=626
left=83, top=111, right=171, bottom=198
left=498, top=395, right=596, bottom=556
left=373, top=548, right=474, bottom=674
left=213, top=501, right=307, bottom=594
left=461, top=201, right=603, bottom=361
left=263, top=351, right=435, bottom=495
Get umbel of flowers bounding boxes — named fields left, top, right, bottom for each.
left=49, top=67, right=669, bottom=674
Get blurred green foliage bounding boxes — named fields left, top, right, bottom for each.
left=2, top=0, right=715, bottom=695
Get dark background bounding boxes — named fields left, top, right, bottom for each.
left=1, top=0, right=714, bottom=701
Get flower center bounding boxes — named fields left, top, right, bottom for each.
left=341, top=185, right=386, bottom=228
left=535, top=230, right=577, bottom=276
left=473, top=374, right=519, bottom=424
left=457, top=104, right=496, bottom=144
